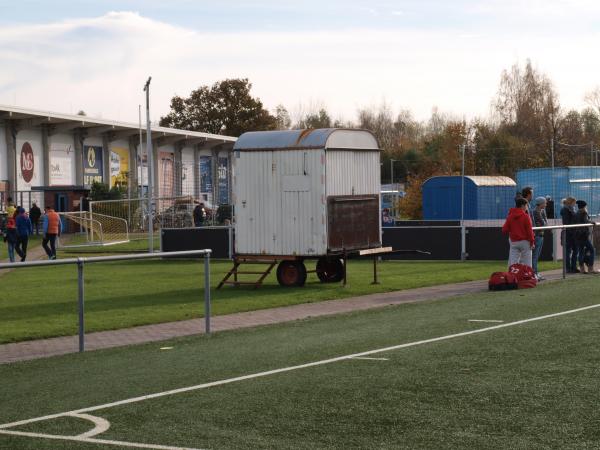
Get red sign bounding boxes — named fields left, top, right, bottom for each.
left=20, top=142, right=35, bottom=183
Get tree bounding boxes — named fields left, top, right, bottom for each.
left=494, top=59, right=560, bottom=164
left=274, top=104, right=291, bottom=130
left=295, top=108, right=332, bottom=129
left=159, top=78, right=277, bottom=136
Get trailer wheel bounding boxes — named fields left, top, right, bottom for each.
left=316, top=257, right=344, bottom=283
left=276, top=261, right=307, bottom=287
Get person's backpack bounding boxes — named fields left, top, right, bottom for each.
left=508, top=263, right=537, bottom=289
left=488, top=272, right=518, bottom=291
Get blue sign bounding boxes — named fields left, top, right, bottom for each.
left=83, top=145, right=103, bottom=187
left=199, top=156, right=212, bottom=193
left=218, top=157, right=229, bottom=204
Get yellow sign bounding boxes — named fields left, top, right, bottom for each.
left=110, top=147, right=129, bottom=188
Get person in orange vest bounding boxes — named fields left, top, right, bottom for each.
left=42, top=206, right=61, bottom=260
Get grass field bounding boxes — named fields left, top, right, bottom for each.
left=0, top=258, right=560, bottom=344
left=1, top=275, right=599, bottom=449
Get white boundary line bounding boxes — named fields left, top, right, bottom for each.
left=1, top=302, right=600, bottom=437
left=468, top=319, right=504, bottom=323
left=350, top=357, right=390, bottom=361
left=0, top=429, right=203, bottom=450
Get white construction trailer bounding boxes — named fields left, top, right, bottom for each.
left=219, top=128, right=388, bottom=288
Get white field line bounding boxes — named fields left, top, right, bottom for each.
left=468, top=319, right=504, bottom=323
left=350, top=357, right=390, bottom=361
left=69, top=413, right=111, bottom=438
left=0, top=429, right=203, bottom=450
left=2, top=302, right=600, bottom=433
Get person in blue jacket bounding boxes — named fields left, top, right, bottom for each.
left=15, top=207, right=32, bottom=262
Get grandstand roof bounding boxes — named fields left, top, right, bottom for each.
left=0, top=104, right=236, bottom=146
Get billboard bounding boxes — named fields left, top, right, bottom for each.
left=83, top=145, right=103, bottom=187
left=16, top=130, right=43, bottom=191
left=110, top=146, right=129, bottom=188
left=218, top=157, right=229, bottom=204
left=49, top=143, right=75, bottom=186
left=200, top=156, right=212, bottom=193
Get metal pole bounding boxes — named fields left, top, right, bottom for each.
left=551, top=138, right=555, bottom=208
left=562, top=228, right=566, bottom=280
left=591, top=142, right=594, bottom=218
left=139, top=104, right=144, bottom=199
left=204, top=252, right=211, bottom=335
left=77, top=258, right=85, bottom=352
left=144, top=77, right=154, bottom=253
left=390, top=159, right=394, bottom=187
left=460, top=144, right=466, bottom=261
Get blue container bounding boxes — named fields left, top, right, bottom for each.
left=422, top=176, right=517, bottom=220
left=516, top=167, right=600, bottom=216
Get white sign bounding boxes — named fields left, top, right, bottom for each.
left=50, top=144, right=75, bottom=186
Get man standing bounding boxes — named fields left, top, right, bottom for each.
left=532, top=197, right=548, bottom=280
left=29, top=202, right=42, bottom=235
left=42, top=206, right=61, bottom=260
left=193, top=202, right=206, bottom=227
left=15, top=207, right=32, bottom=262
left=521, top=187, right=534, bottom=223
left=560, top=197, right=578, bottom=273
left=502, top=198, right=535, bottom=268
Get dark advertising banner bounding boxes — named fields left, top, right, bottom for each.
left=200, top=156, right=212, bottom=193
left=83, top=145, right=103, bottom=187
left=218, top=157, right=229, bottom=204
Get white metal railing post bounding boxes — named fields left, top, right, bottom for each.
left=460, top=144, right=467, bottom=261
left=204, top=252, right=211, bottom=335
left=77, top=258, right=85, bottom=352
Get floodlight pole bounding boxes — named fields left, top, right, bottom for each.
left=144, top=77, right=154, bottom=253
left=139, top=104, right=144, bottom=200
left=551, top=138, right=555, bottom=207
left=460, top=144, right=466, bottom=261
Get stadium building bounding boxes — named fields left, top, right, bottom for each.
left=0, top=105, right=236, bottom=212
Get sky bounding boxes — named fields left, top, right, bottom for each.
left=1, top=0, right=599, bottom=126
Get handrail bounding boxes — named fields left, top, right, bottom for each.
left=0, top=249, right=213, bottom=352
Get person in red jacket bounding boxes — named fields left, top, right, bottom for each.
left=502, top=198, right=535, bottom=268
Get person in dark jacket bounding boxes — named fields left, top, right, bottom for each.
left=560, top=196, right=578, bottom=273
left=15, top=207, right=32, bottom=262
left=502, top=198, right=535, bottom=268
left=532, top=197, right=548, bottom=280
left=193, top=202, right=206, bottom=227
left=29, top=203, right=42, bottom=235
left=574, top=200, right=598, bottom=274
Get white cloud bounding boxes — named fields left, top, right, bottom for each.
left=0, top=11, right=599, bottom=128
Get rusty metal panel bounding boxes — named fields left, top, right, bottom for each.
left=327, top=195, right=381, bottom=252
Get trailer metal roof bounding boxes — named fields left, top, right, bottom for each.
left=234, top=128, right=380, bottom=151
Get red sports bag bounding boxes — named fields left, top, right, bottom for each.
left=508, top=263, right=537, bottom=289
left=488, top=272, right=519, bottom=291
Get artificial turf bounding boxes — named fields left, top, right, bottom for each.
left=0, top=258, right=560, bottom=344
left=1, top=275, right=599, bottom=449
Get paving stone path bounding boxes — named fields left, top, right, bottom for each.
left=0, top=268, right=568, bottom=364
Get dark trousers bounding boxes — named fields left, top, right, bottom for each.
left=32, top=221, right=40, bottom=235
left=15, top=235, right=29, bottom=261
left=578, top=239, right=595, bottom=267
left=565, top=236, right=578, bottom=272
left=43, top=234, right=58, bottom=259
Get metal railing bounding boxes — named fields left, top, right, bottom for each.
left=0, top=249, right=212, bottom=352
